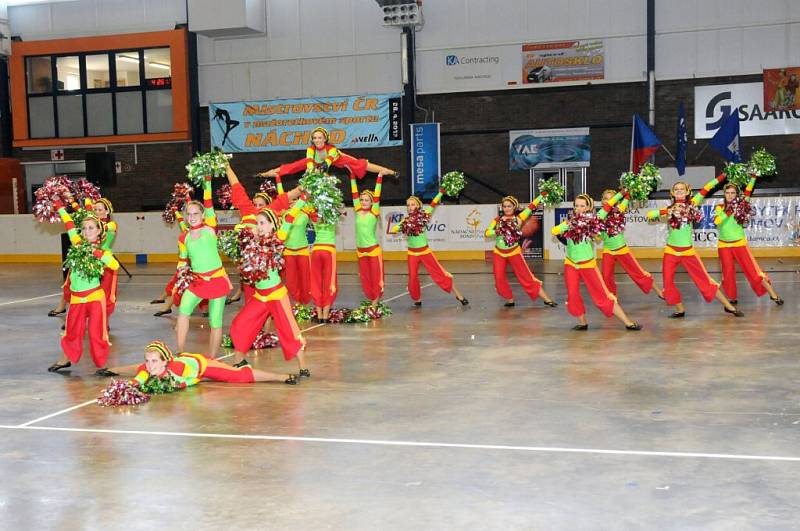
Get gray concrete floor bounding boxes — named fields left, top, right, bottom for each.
left=1, top=258, right=799, bottom=530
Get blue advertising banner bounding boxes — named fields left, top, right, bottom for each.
left=209, top=93, right=403, bottom=152
left=410, top=123, right=441, bottom=201
left=509, top=127, right=591, bottom=170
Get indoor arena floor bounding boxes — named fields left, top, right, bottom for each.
left=1, top=258, right=799, bottom=530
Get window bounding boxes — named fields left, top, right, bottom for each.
left=24, top=46, right=174, bottom=139
left=26, top=57, right=52, bottom=94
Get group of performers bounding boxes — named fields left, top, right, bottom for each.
left=44, top=127, right=784, bottom=394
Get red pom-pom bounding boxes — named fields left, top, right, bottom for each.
left=564, top=212, right=602, bottom=243
left=327, top=307, right=352, bottom=323
left=253, top=331, right=279, bottom=349
left=96, top=379, right=151, bottom=407
left=728, top=198, right=753, bottom=226
left=163, top=182, right=194, bottom=224
left=399, top=209, right=430, bottom=236
left=174, top=265, right=194, bottom=297
left=72, top=178, right=101, bottom=203
left=33, top=176, right=73, bottom=223
left=601, top=207, right=626, bottom=237
left=259, top=180, right=278, bottom=198
left=668, top=202, right=702, bottom=230
left=216, top=184, right=233, bottom=209
left=497, top=217, right=522, bottom=247
left=238, top=229, right=285, bottom=284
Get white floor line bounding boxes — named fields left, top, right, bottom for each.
left=1, top=424, right=799, bottom=463
left=12, top=286, right=425, bottom=427
left=0, top=292, right=61, bottom=307
left=16, top=400, right=97, bottom=427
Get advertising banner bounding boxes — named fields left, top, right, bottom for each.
left=522, top=40, right=604, bottom=84
left=509, top=128, right=591, bottom=170
left=694, top=82, right=800, bottom=139
left=209, top=93, right=402, bottom=152
left=763, top=67, right=800, bottom=112
left=547, top=197, right=800, bottom=259
left=415, top=44, right=520, bottom=93
left=410, top=123, right=441, bottom=201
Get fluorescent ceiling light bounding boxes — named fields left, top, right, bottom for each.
left=7, top=0, right=79, bottom=6
left=118, top=55, right=139, bottom=64
left=148, top=61, right=170, bottom=70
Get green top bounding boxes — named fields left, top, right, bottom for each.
left=389, top=190, right=444, bottom=248
left=312, top=222, right=337, bottom=245
left=58, top=205, right=118, bottom=292
left=355, top=212, right=379, bottom=248
left=647, top=175, right=722, bottom=248
left=283, top=209, right=309, bottom=249
left=484, top=194, right=544, bottom=250
left=255, top=198, right=306, bottom=291
left=100, top=221, right=117, bottom=251
left=552, top=205, right=611, bottom=263
left=178, top=177, right=222, bottom=273
left=715, top=177, right=756, bottom=242
left=599, top=192, right=629, bottom=251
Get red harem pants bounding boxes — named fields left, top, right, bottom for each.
left=201, top=362, right=255, bottom=383
left=718, top=242, right=769, bottom=299
left=601, top=247, right=654, bottom=296
left=61, top=287, right=110, bottom=367
left=100, top=267, right=118, bottom=317
left=242, top=282, right=256, bottom=304
left=407, top=247, right=453, bottom=301
left=492, top=247, right=541, bottom=301
left=310, top=244, right=337, bottom=307
left=62, top=272, right=72, bottom=299
left=283, top=251, right=312, bottom=305
left=662, top=246, right=719, bottom=305
left=357, top=245, right=384, bottom=301
left=564, top=260, right=616, bottom=318
left=230, top=286, right=304, bottom=361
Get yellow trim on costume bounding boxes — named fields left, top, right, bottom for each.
left=407, top=246, right=432, bottom=257
left=312, top=243, right=336, bottom=253
left=493, top=246, right=522, bottom=258
left=357, top=246, right=382, bottom=258
left=70, top=288, right=106, bottom=305
left=194, top=268, right=228, bottom=281
left=284, top=247, right=311, bottom=256
left=718, top=238, right=747, bottom=248
left=254, top=286, right=289, bottom=302
left=565, top=257, right=597, bottom=269
left=602, top=245, right=631, bottom=256
left=663, top=245, right=697, bottom=257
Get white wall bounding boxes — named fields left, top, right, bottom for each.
left=8, top=0, right=187, bottom=40
left=655, top=0, right=800, bottom=80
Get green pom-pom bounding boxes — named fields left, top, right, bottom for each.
left=344, top=308, right=371, bottom=323
left=747, top=148, right=777, bottom=177
left=620, top=163, right=661, bottom=202
left=221, top=334, right=233, bottom=349
left=441, top=171, right=466, bottom=197
left=723, top=162, right=750, bottom=189
left=299, top=170, right=344, bottom=225
left=140, top=374, right=178, bottom=395
left=64, top=242, right=105, bottom=281
left=186, top=149, right=231, bottom=187
left=217, top=228, right=242, bottom=261
left=71, top=208, right=90, bottom=230
left=537, top=177, right=565, bottom=207
left=292, top=304, right=315, bottom=322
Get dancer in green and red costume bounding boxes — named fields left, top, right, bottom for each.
left=309, top=207, right=340, bottom=322
left=647, top=179, right=743, bottom=318
left=280, top=197, right=312, bottom=305
left=224, top=163, right=301, bottom=304
left=485, top=195, right=557, bottom=308
left=598, top=188, right=664, bottom=299
left=552, top=194, right=642, bottom=331
left=123, top=341, right=296, bottom=387
left=47, top=202, right=120, bottom=375
left=175, top=174, right=232, bottom=358
left=261, top=127, right=397, bottom=180
left=390, top=189, right=469, bottom=306
left=715, top=180, right=783, bottom=305
left=351, top=172, right=386, bottom=306
left=228, top=199, right=310, bottom=377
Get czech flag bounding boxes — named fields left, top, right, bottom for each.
left=630, top=114, right=662, bottom=173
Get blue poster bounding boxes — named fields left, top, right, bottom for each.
left=209, top=93, right=402, bottom=152
left=410, top=123, right=441, bottom=201
left=509, top=127, right=591, bottom=170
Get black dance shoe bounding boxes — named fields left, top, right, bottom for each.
left=724, top=307, right=745, bottom=317
left=625, top=323, right=643, bottom=331
left=233, top=359, right=250, bottom=368
left=572, top=324, right=589, bottom=331
left=95, top=368, right=119, bottom=377
left=47, top=361, right=71, bottom=372
left=503, top=301, right=515, bottom=307
left=543, top=300, right=558, bottom=307
left=457, top=297, right=469, bottom=306
left=284, top=374, right=298, bottom=385
left=771, top=296, right=785, bottom=306
left=668, top=311, right=685, bottom=319
left=153, top=309, right=172, bottom=317
left=298, top=368, right=311, bottom=378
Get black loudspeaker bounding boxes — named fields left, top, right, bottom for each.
left=85, top=152, right=116, bottom=187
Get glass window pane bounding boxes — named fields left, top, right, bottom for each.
left=115, top=52, right=141, bottom=87
left=144, top=48, right=171, bottom=80
left=86, top=93, right=113, bottom=136
left=28, top=97, right=55, bottom=138
left=26, top=57, right=52, bottom=94
left=56, top=56, right=81, bottom=91
left=146, top=90, right=173, bottom=133
left=116, top=91, right=144, bottom=134
left=86, top=54, right=110, bottom=89
left=57, top=95, right=84, bottom=137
